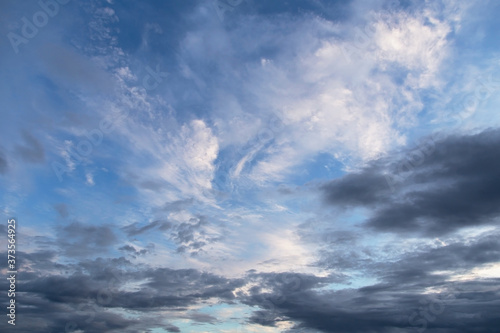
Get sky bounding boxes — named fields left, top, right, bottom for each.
left=1, top=0, right=500, bottom=332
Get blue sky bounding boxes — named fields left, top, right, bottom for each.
left=1, top=0, right=500, bottom=332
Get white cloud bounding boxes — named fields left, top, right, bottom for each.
left=119, top=117, right=219, bottom=204
left=228, top=6, right=453, bottom=184
left=85, top=172, right=95, bottom=186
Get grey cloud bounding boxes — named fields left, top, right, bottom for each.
left=14, top=131, right=45, bottom=163
left=118, top=244, right=152, bottom=258
left=0, top=146, right=7, bottom=173
left=183, top=311, right=218, bottom=324
left=3, top=247, right=500, bottom=333
left=54, top=203, right=69, bottom=218
left=242, top=275, right=500, bottom=333
left=123, top=216, right=221, bottom=256
left=160, top=198, right=195, bottom=212
left=321, top=171, right=392, bottom=207
left=315, top=229, right=500, bottom=288
left=119, top=245, right=137, bottom=252
left=171, top=215, right=222, bottom=256
left=139, top=179, right=171, bottom=192
left=16, top=250, right=62, bottom=272
left=122, top=219, right=172, bottom=237
left=0, top=255, right=243, bottom=332
left=233, top=229, right=500, bottom=332
left=320, top=128, right=500, bottom=236
left=145, top=267, right=243, bottom=301
left=374, top=232, right=500, bottom=289
left=57, top=221, right=118, bottom=257
left=240, top=271, right=346, bottom=327
left=164, top=323, right=181, bottom=332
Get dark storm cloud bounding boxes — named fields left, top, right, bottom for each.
left=0, top=295, right=140, bottom=333
left=145, top=267, right=242, bottom=301
left=14, top=131, right=45, bottom=163
left=374, top=232, right=500, bottom=291
left=258, top=230, right=500, bottom=332
left=16, top=250, right=64, bottom=272
left=4, top=246, right=499, bottom=333
left=0, top=255, right=244, bottom=332
left=240, top=271, right=347, bottom=327
left=320, top=128, right=500, bottom=236
left=321, top=171, right=392, bottom=207
left=242, top=271, right=500, bottom=332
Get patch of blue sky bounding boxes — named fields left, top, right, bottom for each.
left=287, top=152, right=347, bottom=186
left=318, top=275, right=380, bottom=292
